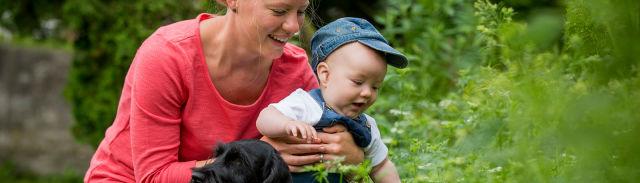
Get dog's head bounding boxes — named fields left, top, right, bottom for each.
left=191, top=139, right=291, bottom=183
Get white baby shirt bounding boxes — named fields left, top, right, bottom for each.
left=270, top=88, right=389, bottom=166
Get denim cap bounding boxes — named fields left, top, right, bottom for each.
left=310, top=17, right=408, bottom=73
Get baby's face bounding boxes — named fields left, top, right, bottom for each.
left=318, top=42, right=387, bottom=118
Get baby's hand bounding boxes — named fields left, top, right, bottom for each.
left=285, top=120, right=319, bottom=143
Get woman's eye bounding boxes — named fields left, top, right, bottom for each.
left=271, top=9, right=287, bottom=16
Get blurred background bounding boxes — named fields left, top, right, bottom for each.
left=1, top=0, right=638, bottom=182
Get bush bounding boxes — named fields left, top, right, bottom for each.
left=0, top=161, right=83, bottom=183
left=373, top=0, right=640, bottom=182
left=61, top=1, right=208, bottom=147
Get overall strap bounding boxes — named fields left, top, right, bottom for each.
left=308, top=88, right=325, bottom=107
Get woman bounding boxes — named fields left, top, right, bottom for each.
left=84, top=0, right=363, bottom=182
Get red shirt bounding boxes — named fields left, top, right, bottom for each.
left=84, top=13, right=318, bottom=183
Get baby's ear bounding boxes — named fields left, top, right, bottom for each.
left=316, top=62, right=330, bottom=87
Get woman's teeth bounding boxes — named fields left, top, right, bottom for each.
left=269, top=34, right=288, bottom=43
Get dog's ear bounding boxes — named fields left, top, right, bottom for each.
left=214, top=142, right=226, bottom=158
left=219, top=143, right=252, bottom=170
left=222, top=146, right=242, bottom=166
left=216, top=142, right=245, bottom=166
left=262, top=150, right=291, bottom=183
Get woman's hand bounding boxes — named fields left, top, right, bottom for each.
left=195, top=158, right=215, bottom=168
left=318, top=124, right=365, bottom=165
left=262, top=124, right=364, bottom=171
left=261, top=135, right=324, bottom=172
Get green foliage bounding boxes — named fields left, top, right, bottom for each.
left=375, top=0, right=481, bottom=101
left=61, top=0, right=203, bottom=147
left=303, top=158, right=373, bottom=183
left=0, top=161, right=83, bottom=183
left=368, top=0, right=640, bottom=182
left=565, top=0, right=640, bottom=83
left=0, top=0, right=65, bottom=40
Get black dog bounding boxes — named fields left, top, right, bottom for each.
left=191, top=139, right=291, bottom=183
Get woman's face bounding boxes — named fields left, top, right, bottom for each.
left=232, top=0, right=309, bottom=60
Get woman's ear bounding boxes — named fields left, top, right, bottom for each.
left=226, top=0, right=239, bottom=12
left=316, top=62, right=330, bottom=88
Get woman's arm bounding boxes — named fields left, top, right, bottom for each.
left=129, top=37, right=199, bottom=183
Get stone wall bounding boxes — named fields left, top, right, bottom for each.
left=0, top=44, right=94, bottom=176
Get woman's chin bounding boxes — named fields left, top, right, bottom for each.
left=262, top=48, right=285, bottom=60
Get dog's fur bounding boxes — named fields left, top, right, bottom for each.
left=190, top=140, right=291, bottom=183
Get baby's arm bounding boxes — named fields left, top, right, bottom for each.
left=257, top=106, right=318, bottom=142
left=364, top=115, right=400, bottom=182
left=370, top=157, right=401, bottom=183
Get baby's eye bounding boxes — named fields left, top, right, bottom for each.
left=351, top=80, right=363, bottom=85
left=372, top=86, right=379, bottom=91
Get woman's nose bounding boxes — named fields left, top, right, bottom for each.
left=282, top=14, right=301, bottom=34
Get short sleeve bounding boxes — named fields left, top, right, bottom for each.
left=363, top=115, right=389, bottom=167
left=269, top=88, right=323, bottom=125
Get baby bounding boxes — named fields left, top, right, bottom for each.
left=257, top=17, right=407, bottom=182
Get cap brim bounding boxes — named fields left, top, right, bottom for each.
left=358, top=39, right=408, bottom=69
